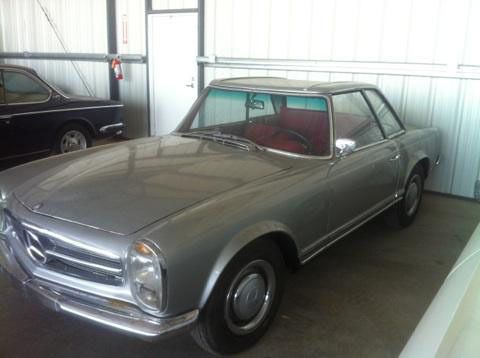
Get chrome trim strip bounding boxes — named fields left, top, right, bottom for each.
left=21, top=221, right=121, bottom=261
left=44, top=250, right=123, bottom=275
left=209, top=84, right=323, bottom=96
left=388, top=129, right=406, bottom=139
left=60, top=302, right=198, bottom=340
left=4, top=104, right=124, bottom=118
left=99, top=122, right=124, bottom=133
left=300, top=196, right=402, bottom=264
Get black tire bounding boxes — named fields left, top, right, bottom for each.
left=191, top=239, right=285, bottom=355
left=53, top=123, right=92, bottom=154
left=385, top=164, right=425, bottom=228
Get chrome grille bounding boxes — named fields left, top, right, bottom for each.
left=8, top=213, right=124, bottom=286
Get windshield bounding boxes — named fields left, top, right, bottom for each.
left=179, top=88, right=331, bottom=156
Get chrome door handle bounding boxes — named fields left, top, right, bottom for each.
left=185, top=83, right=194, bottom=88
left=390, top=154, right=400, bottom=161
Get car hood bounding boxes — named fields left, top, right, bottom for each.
left=14, top=135, right=290, bottom=235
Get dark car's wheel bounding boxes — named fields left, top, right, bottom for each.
left=54, top=124, right=92, bottom=154
left=386, top=164, right=425, bottom=228
left=192, top=239, right=285, bottom=355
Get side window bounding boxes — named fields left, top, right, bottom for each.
left=3, top=71, right=50, bottom=104
left=248, top=93, right=275, bottom=119
left=332, top=91, right=384, bottom=148
left=364, top=90, right=403, bottom=137
left=0, top=71, right=5, bottom=104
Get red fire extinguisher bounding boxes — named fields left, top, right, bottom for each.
left=111, top=57, right=124, bottom=80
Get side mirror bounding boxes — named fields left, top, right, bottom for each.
left=335, top=138, right=356, bottom=157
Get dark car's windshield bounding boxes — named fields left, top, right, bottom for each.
left=180, top=88, right=331, bottom=157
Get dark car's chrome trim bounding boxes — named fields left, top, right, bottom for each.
left=4, top=104, right=124, bottom=119
left=100, top=122, right=124, bottom=133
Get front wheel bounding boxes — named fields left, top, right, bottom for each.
left=386, top=164, right=425, bottom=228
left=191, top=240, right=285, bottom=355
left=54, top=124, right=92, bottom=154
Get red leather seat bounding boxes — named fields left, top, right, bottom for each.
left=244, top=107, right=329, bottom=155
left=278, top=107, right=329, bottom=155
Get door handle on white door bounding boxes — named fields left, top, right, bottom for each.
left=185, top=77, right=195, bottom=88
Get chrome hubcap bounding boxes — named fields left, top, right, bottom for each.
left=60, top=130, right=87, bottom=153
left=405, top=175, right=421, bottom=216
left=225, top=260, right=275, bottom=335
left=232, top=273, right=266, bottom=321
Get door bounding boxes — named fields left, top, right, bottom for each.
left=0, top=69, right=53, bottom=160
left=328, top=91, right=399, bottom=233
left=148, top=13, right=198, bottom=136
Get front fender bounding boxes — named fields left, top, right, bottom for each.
left=198, top=220, right=297, bottom=308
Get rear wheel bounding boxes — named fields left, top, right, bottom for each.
left=192, top=240, right=285, bottom=355
left=386, top=164, right=425, bottom=228
left=54, top=124, right=92, bottom=154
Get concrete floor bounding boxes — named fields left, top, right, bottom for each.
left=1, top=193, right=479, bottom=357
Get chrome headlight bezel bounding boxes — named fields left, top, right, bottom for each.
left=127, top=239, right=167, bottom=314
left=0, top=194, right=6, bottom=235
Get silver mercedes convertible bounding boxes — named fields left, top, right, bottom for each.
left=0, top=78, right=440, bottom=354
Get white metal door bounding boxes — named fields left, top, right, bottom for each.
left=148, top=13, right=198, bottom=136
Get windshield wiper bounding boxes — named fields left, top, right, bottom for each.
left=180, top=131, right=264, bottom=152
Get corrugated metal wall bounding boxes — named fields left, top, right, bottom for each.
left=1, top=0, right=479, bottom=198
left=0, top=0, right=109, bottom=98
left=203, top=0, right=480, bottom=199
left=115, top=0, right=148, bottom=138
left=0, top=0, right=149, bottom=138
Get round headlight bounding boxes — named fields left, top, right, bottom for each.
left=128, top=240, right=165, bottom=313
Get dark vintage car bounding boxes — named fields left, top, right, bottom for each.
left=0, top=64, right=124, bottom=163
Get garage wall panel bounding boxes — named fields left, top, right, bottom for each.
left=204, top=0, right=480, bottom=199
left=0, top=0, right=107, bottom=53
left=0, top=0, right=109, bottom=98
left=119, top=64, right=149, bottom=138
left=115, top=0, right=148, bottom=138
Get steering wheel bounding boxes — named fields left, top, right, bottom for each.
left=274, top=128, right=314, bottom=154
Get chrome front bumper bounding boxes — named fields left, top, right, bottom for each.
left=0, top=239, right=198, bottom=341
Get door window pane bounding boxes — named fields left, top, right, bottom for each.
left=333, top=91, right=384, bottom=148
left=4, top=71, right=50, bottom=104
left=364, top=90, right=402, bottom=137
